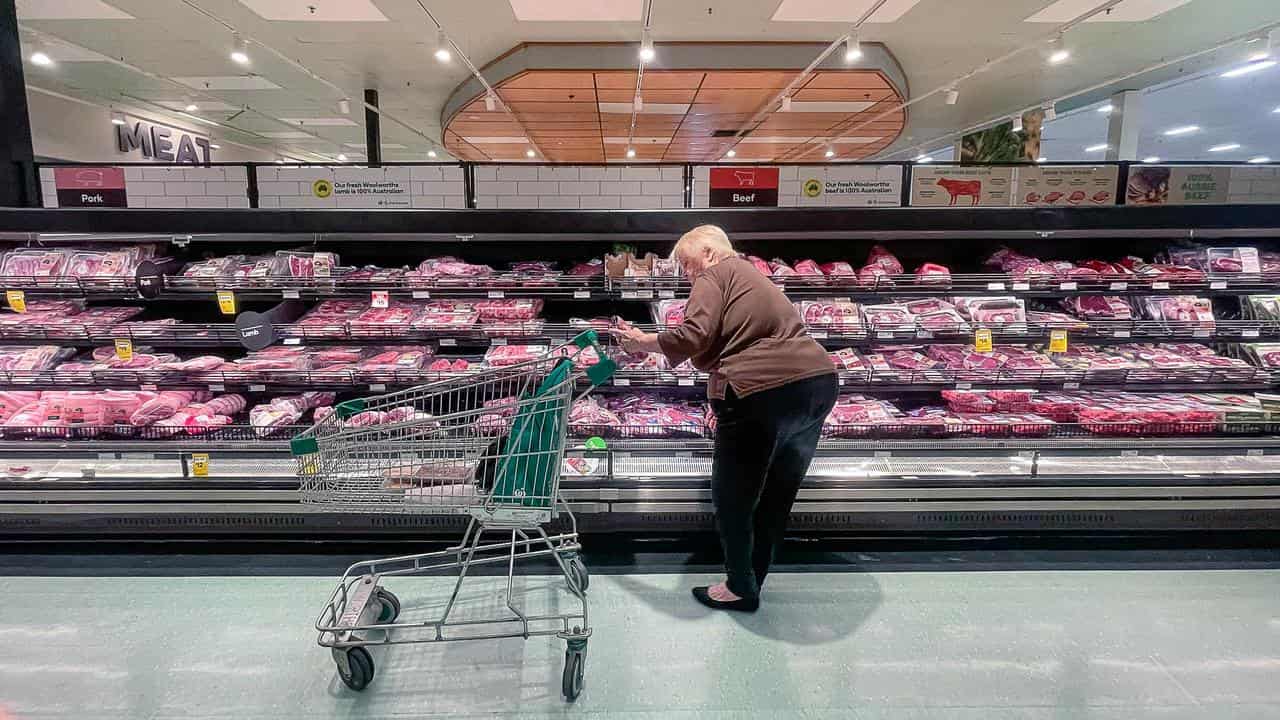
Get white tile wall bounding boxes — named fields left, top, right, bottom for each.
left=255, top=165, right=465, bottom=209
left=39, top=166, right=250, bottom=208
left=473, top=165, right=684, bottom=209
left=692, top=164, right=904, bottom=208
left=1226, top=167, right=1280, bottom=204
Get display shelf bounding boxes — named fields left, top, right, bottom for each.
left=162, top=273, right=607, bottom=300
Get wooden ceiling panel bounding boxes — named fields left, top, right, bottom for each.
left=445, top=68, right=904, bottom=162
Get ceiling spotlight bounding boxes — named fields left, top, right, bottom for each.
left=944, top=87, right=959, bottom=105
left=484, top=93, right=497, bottom=112
left=1221, top=60, right=1276, bottom=78
left=338, top=98, right=351, bottom=115
left=184, top=103, right=198, bottom=112
left=110, top=111, right=126, bottom=126
left=781, top=96, right=792, bottom=112
left=525, top=149, right=536, bottom=158
left=1097, top=104, right=1114, bottom=113
left=210, top=143, right=221, bottom=149
left=1209, top=143, right=1241, bottom=152
left=337, top=153, right=348, bottom=162
left=1049, top=50, right=1070, bottom=64
left=1248, top=156, right=1271, bottom=163
left=275, top=158, right=285, bottom=164
left=725, top=149, right=736, bottom=158
left=1143, top=156, right=1161, bottom=163
left=626, top=147, right=636, bottom=158
left=639, top=32, right=655, bottom=62
left=1043, top=103, right=1057, bottom=121
left=1036, top=157, right=1047, bottom=163
left=427, top=150, right=438, bottom=158
left=1163, top=125, right=1199, bottom=136
left=434, top=29, right=451, bottom=63
left=825, top=149, right=835, bottom=158
left=230, top=35, right=249, bottom=65
left=30, top=48, right=53, bottom=66
left=633, top=95, right=644, bottom=112
left=1084, top=143, right=1108, bottom=152
left=844, top=27, right=862, bottom=62
left=1012, top=114, right=1023, bottom=132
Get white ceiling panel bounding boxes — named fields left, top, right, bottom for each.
left=508, top=0, right=642, bottom=22
left=1026, top=0, right=1194, bottom=23
left=170, top=76, right=283, bottom=91
left=16, top=0, right=132, bottom=20
left=37, top=36, right=112, bottom=62
left=771, top=0, right=922, bottom=23
left=236, top=0, right=388, bottom=22
left=279, top=117, right=360, bottom=126
left=598, top=102, right=691, bottom=115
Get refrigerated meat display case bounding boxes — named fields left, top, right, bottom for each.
left=1, top=204, right=1280, bottom=538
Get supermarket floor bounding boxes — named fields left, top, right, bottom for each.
left=5, top=550, right=1280, bottom=719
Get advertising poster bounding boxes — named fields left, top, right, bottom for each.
left=792, top=165, right=901, bottom=207
left=53, top=166, right=128, bottom=207
left=1016, top=165, right=1119, bottom=207
left=331, top=166, right=411, bottom=208
left=1126, top=165, right=1229, bottom=205
left=910, top=165, right=1014, bottom=207
left=708, top=167, right=779, bottom=207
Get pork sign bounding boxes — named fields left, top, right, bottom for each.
left=116, top=120, right=214, bottom=164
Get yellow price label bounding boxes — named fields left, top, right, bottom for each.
left=216, top=290, right=236, bottom=315
left=191, top=453, right=210, bottom=477
left=113, top=338, right=133, bottom=361
left=1048, top=329, right=1068, bottom=353
left=974, top=328, right=993, bottom=353
left=6, top=290, right=25, bottom=313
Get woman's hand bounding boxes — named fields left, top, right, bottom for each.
left=616, top=323, right=660, bottom=354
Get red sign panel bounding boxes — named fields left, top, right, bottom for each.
left=53, top=167, right=128, bottom=207
left=708, top=167, right=779, bottom=206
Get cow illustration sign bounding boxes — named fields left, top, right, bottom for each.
left=709, top=167, right=779, bottom=207
left=910, top=165, right=1014, bottom=207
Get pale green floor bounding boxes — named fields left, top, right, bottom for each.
left=5, top=568, right=1280, bottom=719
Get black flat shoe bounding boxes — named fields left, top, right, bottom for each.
left=692, top=586, right=759, bottom=613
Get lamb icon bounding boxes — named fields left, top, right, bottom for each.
left=732, top=170, right=757, bottom=186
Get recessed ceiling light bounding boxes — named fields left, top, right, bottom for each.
left=944, top=87, right=959, bottom=105
left=525, top=149, right=535, bottom=158
left=230, top=35, right=249, bottom=65
left=275, top=158, right=284, bottom=164
left=1221, top=60, right=1276, bottom=78
left=30, top=50, right=53, bottom=66
left=725, top=149, right=736, bottom=158
left=210, top=143, right=221, bottom=149
left=1036, top=157, right=1047, bottom=163
left=427, top=150, right=437, bottom=158
left=1143, top=156, right=1161, bottom=163
left=185, top=103, right=198, bottom=112
left=1247, top=156, right=1271, bottom=163
left=1048, top=50, right=1070, bottom=64
left=1097, top=104, right=1114, bottom=113
left=844, top=28, right=862, bottom=62
left=626, top=148, right=636, bottom=158
left=825, top=149, right=835, bottom=158
left=1085, top=143, right=1108, bottom=152
left=110, top=111, right=126, bottom=126
left=434, top=29, right=451, bottom=63
left=639, top=32, right=655, bottom=62
left=337, top=153, right=347, bottom=162
left=1209, top=143, right=1241, bottom=152
left=1163, top=125, right=1199, bottom=136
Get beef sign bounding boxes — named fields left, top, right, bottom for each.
left=116, top=120, right=213, bottom=164
left=709, top=167, right=779, bottom=207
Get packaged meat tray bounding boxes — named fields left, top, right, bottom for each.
left=484, top=344, right=549, bottom=367
left=652, top=299, right=687, bottom=327
left=798, top=300, right=862, bottom=332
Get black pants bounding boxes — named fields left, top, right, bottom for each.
left=709, top=373, right=838, bottom=599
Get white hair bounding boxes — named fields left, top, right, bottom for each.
left=673, top=224, right=735, bottom=263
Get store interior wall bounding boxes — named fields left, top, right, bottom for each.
left=25, top=87, right=276, bottom=164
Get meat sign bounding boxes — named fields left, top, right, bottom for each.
left=910, top=166, right=1014, bottom=207
left=709, top=167, right=780, bottom=207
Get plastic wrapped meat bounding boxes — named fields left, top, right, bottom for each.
left=1, top=251, right=51, bottom=278
left=942, top=390, right=999, bottom=413
left=250, top=393, right=335, bottom=437
left=793, top=259, right=824, bottom=277
left=916, top=308, right=970, bottom=333
left=768, top=259, right=797, bottom=278
left=618, top=401, right=705, bottom=439
left=1142, top=296, right=1214, bottom=329
left=865, top=245, right=904, bottom=274
left=351, top=302, right=423, bottom=327
left=484, top=345, right=549, bottom=367
left=883, top=350, right=938, bottom=370
left=820, top=261, right=855, bottom=277
left=861, top=304, right=913, bottom=329
left=410, top=257, right=493, bottom=279
left=857, top=265, right=893, bottom=288
left=0, top=346, right=72, bottom=372
left=129, top=391, right=197, bottom=426
left=1247, top=344, right=1280, bottom=368
left=475, top=299, right=543, bottom=322
left=963, top=298, right=1027, bottom=330
left=1063, top=296, right=1132, bottom=320
left=568, top=259, right=604, bottom=276
left=652, top=299, right=687, bottom=326
left=798, top=300, right=862, bottom=331
left=568, top=396, right=623, bottom=437
left=159, top=356, right=226, bottom=374
left=1026, top=311, right=1088, bottom=329
left=914, top=262, right=952, bottom=284
left=275, top=251, right=338, bottom=278
left=828, top=348, right=868, bottom=371
left=618, top=352, right=670, bottom=371
left=511, top=260, right=558, bottom=273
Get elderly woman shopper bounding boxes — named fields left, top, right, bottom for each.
left=617, top=225, right=837, bottom=612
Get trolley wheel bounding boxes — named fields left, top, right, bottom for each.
left=566, top=557, right=589, bottom=593
left=338, top=646, right=375, bottom=691
left=561, top=647, right=586, bottom=702
left=374, top=588, right=401, bottom=624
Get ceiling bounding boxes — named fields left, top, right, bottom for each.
left=14, top=0, right=1280, bottom=163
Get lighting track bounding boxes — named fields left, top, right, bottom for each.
left=623, top=0, right=656, bottom=160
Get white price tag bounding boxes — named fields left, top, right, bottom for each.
left=837, top=376, right=846, bottom=386
left=1243, top=329, right=1260, bottom=338
left=369, top=383, right=386, bottom=392
left=491, top=337, right=508, bottom=346
left=987, top=282, right=1006, bottom=291
left=1064, top=382, right=1080, bottom=389
left=614, top=378, right=631, bottom=386
left=208, top=383, right=225, bottom=393
left=371, top=290, right=389, bottom=308
left=573, top=290, right=590, bottom=299
left=1060, top=282, right=1077, bottom=290
left=916, top=330, right=934, bottom=339
left=678, top=377, right=695, bottom=386
left=440, top=338, right=456, bottom=347
left=1121, top=449, right=1139, bottom=457
left=809, top=330, right=828, bottom=339
left=283, top=337, right=301, bottom=345
left=249, top=384, right=266, bottom=392
left=1012, top=282, right=1030, bottom=291
left=1210, top=281, right=1228, bottom=290
left=955, top=382, right=972, bottom=390
left=1193, top=329, right=1211, bottom=338
left=140, top=383, right=157, bottom=391
left=636, top=290, right=654, bottom=299
left=621, top=291, right=637, bottom=300
left=876, top=330, right=893, bottom=339
left=659, top=290, right=675, bottom=299
left=282, top=289, right=300, bottom=299
left=487, top=290, right=504, bottom=299
left=1110, top=282, right=1128, bottom=291
left=1113, top=330, right=1131, bottom=338
left=874, top=450, right=892, bottom=458
left=1152, top=281, right=1170, bottom=290
left=412, top=290, right=430, bottom=299
left=1248, top=448, right=1264, bottom=457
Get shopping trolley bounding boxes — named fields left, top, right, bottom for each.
left=290, top=331, right=617, bottom=701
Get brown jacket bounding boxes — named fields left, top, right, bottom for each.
left=656, top=257, right=835, bottom=399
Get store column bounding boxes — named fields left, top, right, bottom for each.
left=1105, top=90, right=1145, bottom=161
left=364, top=88, right=381, bottom=167
left=0, top=0, right=37, bottom=207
